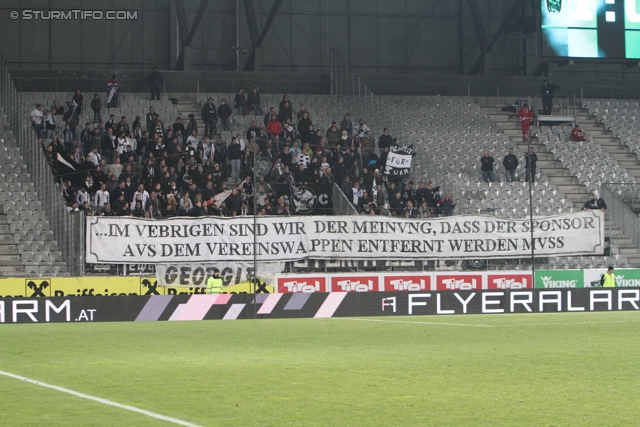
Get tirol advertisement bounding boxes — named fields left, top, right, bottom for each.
left=276, top=272, right=534, bottom=293
left=275, top=270, right=640, bottom=293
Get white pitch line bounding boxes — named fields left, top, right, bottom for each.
left=0, top=370, right=202, bottom=427
left=337, top=317, right=640, bottom=328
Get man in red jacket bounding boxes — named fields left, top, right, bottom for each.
left=518, top=103, right=534, bottom=142
left=266, top=114, right=281, bottom=140
left=571, top=124, right=585, bottom=141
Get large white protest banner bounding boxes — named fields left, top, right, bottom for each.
left=87, top=211, right=604, bottom=263
left=306, top=210, right=604, bottom=259
left=85, top=216, right=309, bottom=263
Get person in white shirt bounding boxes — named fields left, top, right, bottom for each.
left=126, top=131, right=137, bottom=155
left=186, top=130, right=199, bottom=150
left=133, top=184, right=150, bottom=207
left=106, top=156, right=123, bottom=179
left=237, top=134, right=246, bottom=152
left=94, top=183, right=110, bottom=209
left=352, top=182, right=363, bottom=206
left=116, top=135, right=130, bottom=155
left=201, top=138, right=213, bottom=164
left=88, top=147, right=102, bottom=166
left=44, top=108, right=57, bottom=139
left=355, top=119, right=370, bottom=138
left=76, top=188, right=90, bottom=206
left=30, top=104, right=44, bottom=137
left=319, top=157, right=330, bottom=178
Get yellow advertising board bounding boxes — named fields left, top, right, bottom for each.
left=0, top=277, right=274, bottom=297
left=0, top=278, right=28, bottom=298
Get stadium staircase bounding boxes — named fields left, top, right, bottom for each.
left=479, top=99, right=640, bottom=267
left=581, top=100, right=640, bottom=211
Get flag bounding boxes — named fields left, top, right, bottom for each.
left=384, top=145, right=415, bottom=177
left=272, top=183, right=334, bottom=215
left=54, top=141, right=87, bottom=189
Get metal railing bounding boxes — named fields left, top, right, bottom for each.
left=330, top=48, right=383, bottom=135
left=0, top=52, right=84, bottom=276
left=11, top=74, right=330, bottom=97
left=602, top=183, right=640, bottom=247
left=332, top=183, right=358, bottom=216
left=532, top=94, right=577, bottom=120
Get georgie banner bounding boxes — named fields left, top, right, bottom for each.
left=155, top=262, right=285, bottom=287
left=86, top=211, right=604, bottom=263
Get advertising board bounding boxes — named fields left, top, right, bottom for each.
left=2, top=288, right=638, bottom=324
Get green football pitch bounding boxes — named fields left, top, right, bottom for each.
left=1, top=312, right=639, bottom=427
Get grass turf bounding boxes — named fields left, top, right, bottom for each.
left=0, top=311, right=639, bottom=426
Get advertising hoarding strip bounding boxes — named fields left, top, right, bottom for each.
left=314, top=292, right=348, bottom=318
left=168, top=304, right=187, bottom=321
left=283, top=292, right=312, bottom=310
left=4, top=268, right=638, bottom=302
left=173, top=295, right=221, bottom=321
left=254, top=293, right=270, bottom=304
left=257, top=293, right=283, bottom=314
left=223, top=304, right=246, bottom=320
left=135, top=296, right=174, bottom=322
left=213, top=294, right=233, bottom=305
left=0, top=290, right=639, bottom=324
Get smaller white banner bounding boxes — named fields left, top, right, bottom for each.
left=156, top=262, right=285, bottom=287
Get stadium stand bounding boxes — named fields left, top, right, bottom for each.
left=20, top=89, right=635, bottom=271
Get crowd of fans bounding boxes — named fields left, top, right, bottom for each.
left=25, top=75, right=600, bottom=219
left=29, top=81, right=459, bottom=218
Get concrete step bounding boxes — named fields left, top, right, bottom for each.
left=545, top=171, right=580, bottom=181
left=0, top=272, right=27, bottom=278
left=537, top=160, right=565, bottom=169
left=502, top=129, right=526, bottom=137
left=619, top=248, right=640, bottom=255
left=611, top=155, right=639, bottom=163
left=0, top=254, right=21, bottom=262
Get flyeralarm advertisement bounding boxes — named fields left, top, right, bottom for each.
left=2, top=288, right=639, bottom=324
